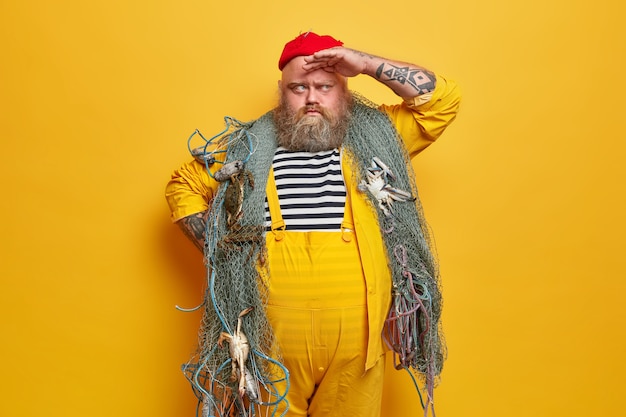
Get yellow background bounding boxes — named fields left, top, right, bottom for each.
left=1, top=0, right=624, bottom=416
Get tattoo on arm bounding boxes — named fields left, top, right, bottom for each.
left=177, top=211, right=208, bottom=252
left=375, top=63, right=436, bottom=95
left=355, top=50, right=375, bottom=60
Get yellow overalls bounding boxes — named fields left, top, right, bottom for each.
left=262, top=168, right=386, bottom=417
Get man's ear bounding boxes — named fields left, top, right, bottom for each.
left=277, top=80, right=282, bottom=89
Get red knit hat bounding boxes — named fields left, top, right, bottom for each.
left=278, top=32, right=343, bottom=70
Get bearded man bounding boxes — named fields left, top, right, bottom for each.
left=166, top=32, right=461, bottom=417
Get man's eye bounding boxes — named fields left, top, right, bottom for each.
left=320, top=85, right=332, bottom=92
left=292, top=85, right=306, bottom=93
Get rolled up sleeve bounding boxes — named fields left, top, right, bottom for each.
left=379, top=74, right=462, bottom=158
left=165, top=160, right=217, bottom=222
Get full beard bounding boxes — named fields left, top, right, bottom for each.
left=273, top=93, right=353, bottom=152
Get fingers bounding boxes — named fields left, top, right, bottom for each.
left=301, top=58, right=341, bottom=72
left=301, top=47, right=363, bottom=76
left=302, top=49, right=344, bottom=70
left=304, top=46, right=345, bottom=61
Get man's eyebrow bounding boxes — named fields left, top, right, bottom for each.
left=287, top=79, right=337, bottom=87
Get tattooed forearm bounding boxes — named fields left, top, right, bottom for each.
left=354, top=49, right=376, bottom=60
left=375, top=63, right=436, bottom=96
left=177, top=210, right=208, bottom=252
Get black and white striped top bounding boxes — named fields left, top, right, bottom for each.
left=264, top=147, right=346, bottom=231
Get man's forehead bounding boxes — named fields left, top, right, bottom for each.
left=284, top=74, right=341, bottom=85
left=281, top=57, right=309, bottom=78
left=281, top=59, right=343, bottom=84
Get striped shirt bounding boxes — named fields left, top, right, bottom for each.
left=264, top=147, right=346, bottom=231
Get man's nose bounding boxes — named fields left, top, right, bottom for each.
left=306, top=88, right=319, bottom=105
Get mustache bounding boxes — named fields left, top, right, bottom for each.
left=296, top=105, right=332, bottom=120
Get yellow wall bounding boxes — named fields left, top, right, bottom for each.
left=1, top=1, right=625, bottom=416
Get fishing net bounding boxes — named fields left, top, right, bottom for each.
left=180, top=118, right=289, bottom=417
left=344, top=94, right=446, bottom=415
left=178, top=93, right=445, bottom=417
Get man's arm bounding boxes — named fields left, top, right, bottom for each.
left=176, top=210, right=208, bottom=252
left=302, top=47, right=436, bottom=99
left=166, top=158, right=219, bottom=253
left=303, top=46, right=461, bottom=157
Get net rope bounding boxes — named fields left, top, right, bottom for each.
left=178, top=94, right=445, bottom=417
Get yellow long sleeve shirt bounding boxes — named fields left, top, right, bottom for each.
left=165, top=75, right=461, bottom=368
